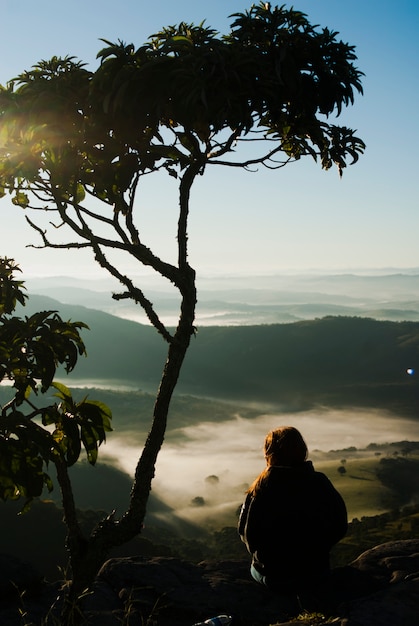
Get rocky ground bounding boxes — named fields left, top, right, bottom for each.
left=1, top=540, right=419, bottom=625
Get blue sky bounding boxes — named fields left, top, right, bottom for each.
left=1, top=1, right=418, bottom=278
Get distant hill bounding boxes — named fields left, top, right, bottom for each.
left=19, top=293, right=167, bottom=392
left=26, top=272, right=419, bottom=325
left=182, top=316, right=419, bottom=411
left=15, top=295, right=419, bottom=414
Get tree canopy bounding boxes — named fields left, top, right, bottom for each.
left=0, top=4, right=364, bottom=334
left=0, top=4, right=364, bottom=245
left=0, top=3, right=365, bottom=613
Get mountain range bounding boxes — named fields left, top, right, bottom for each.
left=25, top=272, right=419, bottom=325
left=14, top=281, right=419, bottom=415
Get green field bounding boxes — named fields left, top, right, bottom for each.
left=318, top=456, right=394, bottom=520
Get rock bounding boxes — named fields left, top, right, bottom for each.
left=339, top=539, right=419, bottom=626
left=2, top=540, right=419, bottom=624
left=85, top=540, right=419, bottom=625
left=349, top=538, right=419, bottom=584
left=342, top=577, right=419, bottom=626
left=89, top=556, right=298, bottom=625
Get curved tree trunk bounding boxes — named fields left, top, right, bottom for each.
left=63, top=166, right=199, bottom=609
left=64, top=279, right=196, bottom=609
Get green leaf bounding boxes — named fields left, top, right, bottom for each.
left=52, top=381, right=74, bottom=402
left=80, top=423, right=99, bottom=465
left=11, top=191, right=29, bottom=208
left=80, top=400, right=113, bottom=433
left=62, top=417, right=81, bottom=466
left=75, top=183, right=85, bottom=203
left=171, top=35, right=194, bottom=45
left=41, top=405, right=59, bottom=427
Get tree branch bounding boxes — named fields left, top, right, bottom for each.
left=207, top=127, right=243, bottom=159
left=178, top=160, right=205, bottom=273
left=25, top=216, right=92, bottom=249
left=209, top=144, right=294, bottom=169
left=93, top=244, right=174, bottom=343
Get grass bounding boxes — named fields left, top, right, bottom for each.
left=315, top=451, right=419, bottom=521
left=318, top=457, right=392, bottom=520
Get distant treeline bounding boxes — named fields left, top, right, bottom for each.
left=182, top=316, right=419, bottom=411
left=19, top=296, right=419, bottom=413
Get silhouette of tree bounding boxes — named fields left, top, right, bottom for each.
left=0, top=258, right=112, bottom=602
left=0, top=2, right=364, bottom=609
left=191, top=496, right=206, bottom=507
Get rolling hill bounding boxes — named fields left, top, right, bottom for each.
left=26, top=272, right=419, bottom=325
left=14, top=294, right=419, bottom=415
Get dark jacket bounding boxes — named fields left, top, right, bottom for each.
left=238, top=461, right=347, bottom=591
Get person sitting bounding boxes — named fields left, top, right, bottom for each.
left=238, top=426, right=347, bottom=595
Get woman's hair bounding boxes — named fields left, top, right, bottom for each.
left=247, top=426, right=308, bottom=497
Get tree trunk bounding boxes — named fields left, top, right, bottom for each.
left=59, top=162, right=200, bottom=620
left=65, top=269, right=197, bottom=612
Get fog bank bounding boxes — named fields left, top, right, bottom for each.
left=100, top=408, right=419, bottom=527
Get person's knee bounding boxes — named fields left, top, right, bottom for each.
left=250, top=563, right=267, bottom=586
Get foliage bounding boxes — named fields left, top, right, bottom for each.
left=0, top=5, right=364, bottom=216
left=376, top=456, right=419, bottom=505
left=0, top=257, right=112, bottom=509
left=0, top=2, right=365, bottom=607
left=0, top=256, right=27, bottom=315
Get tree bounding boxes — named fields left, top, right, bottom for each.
left=0, top=257, right=112, bottom=615
left=0, top=1, right=365, bottom=608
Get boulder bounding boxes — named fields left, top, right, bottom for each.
left=84, top=539, right=419, bottom=625
left=339, top=539, right=419, bottom=626
left=2, top=540, right=419, bottom=624
left=349, top=538, right=419, bottom=584
left=84, top=557, right=297, bottom=625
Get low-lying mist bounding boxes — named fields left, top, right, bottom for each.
left=100, top=408, right=419, bottom=528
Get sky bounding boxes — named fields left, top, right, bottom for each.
left=0, top=0, right=418, bottom=280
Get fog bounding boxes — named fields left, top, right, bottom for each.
left=100, top=408, right=419, bottom=528
left=28, top=271, right=419, bottom=327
